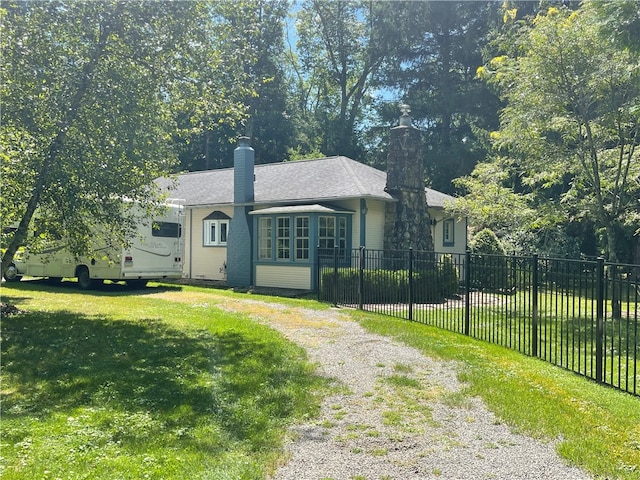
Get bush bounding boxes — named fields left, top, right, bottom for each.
left=470, top=228, right=510, bottom=291
left=321, top=258, right=459, bottom=305
left=470, top=228, right=506, bottom=256
left=439, top=255, right=460, bottom=296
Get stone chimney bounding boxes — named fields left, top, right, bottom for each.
left=384, top=105, right=434, bottom=253
left=227, top=137, right=254, bottom=287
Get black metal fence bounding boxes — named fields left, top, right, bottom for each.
left=318, top=247, right=640, bottom=397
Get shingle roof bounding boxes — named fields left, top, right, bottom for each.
left=248, top=204, right=354, bottom=215
left=157, top=156, right=454, bottom=209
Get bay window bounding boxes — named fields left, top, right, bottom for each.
left=254, top=208, right=351, bottom=264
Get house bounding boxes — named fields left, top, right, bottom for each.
left=157, top=109, right=467, bottom=290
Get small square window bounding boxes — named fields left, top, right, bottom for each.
left=204, top=219, right=229, bottom=246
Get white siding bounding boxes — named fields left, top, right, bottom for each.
left=255, top=265, right=311, bottom=290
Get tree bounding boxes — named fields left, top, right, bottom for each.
left=474, top=4, right=640, bottom=263
left=238, top=0, right=294, bottom=165
left=177, top=0, right=292, bottom=170
left=592, top=0, right=640, bottom=52
left=295, top=0, right=408, bottom=158
left=0, top=1, right=248, bottom=277
left=384, top=1, right=503, bottom=194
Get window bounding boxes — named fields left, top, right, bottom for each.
left=295, top=217, right=309, bottom=260
left=203, top=211, right=230, bottom=246
left=338, top=217, right=347, bottom=251
left=443, top=218, right=455, bottom=246
left=152, top=221, right=182, bottom=238
left=258, top=217, right=272, bottom=260
left=319, top=216, right=347, bottom=257
left=277, top=217, right=290, bottom=260
left=204, top=219, right=228, bottom=246
left=256, top=213, right=349, bottom=263
left=318, top=216, right=335, bottom=253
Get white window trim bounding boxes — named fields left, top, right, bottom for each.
left=258, top=217, right=272, bottom=260
left=203, top=219, right=229, bottom=246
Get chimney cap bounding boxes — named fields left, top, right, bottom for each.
left=399, top=104, right=412, bottom=127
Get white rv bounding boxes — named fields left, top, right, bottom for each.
left=4, top=202, right=185, bottom=289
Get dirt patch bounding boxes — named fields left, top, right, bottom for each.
left=1, top=302, right=25, bottom=317
left=148, top=290, right=337, bottom=330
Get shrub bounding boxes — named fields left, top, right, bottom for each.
left=470, top=228, right=506, bottom=256
left=321, top=258, right=459, bottom=305
left=440, top=255, right=460, bottom=296
left=470, top=228, right=510, bottom=291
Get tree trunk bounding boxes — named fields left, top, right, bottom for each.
left=605, top=223, right=622, bottom=319
left=1, top=6, right=119, bottom=279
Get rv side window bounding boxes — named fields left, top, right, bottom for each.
left=152, top=221, right=182, bottom=238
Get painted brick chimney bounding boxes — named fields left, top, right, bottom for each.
left=226, top=137, right=254, bottom=287
left=384, top=105, right=435, bottom=253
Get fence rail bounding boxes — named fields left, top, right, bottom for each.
left=318, top=247, right=639, bottom=397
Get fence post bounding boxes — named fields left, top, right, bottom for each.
left=531, top=254, right=539, bottom=357
left=408, top=248, right=414, bottom=321
left=511, top=251, right=517, bottom=292
left=333, top=245, right=339, bottom=307
left=358, top=246, right=365, bottom=310
left=596, top=256, right=605, bottom=383
left=464, top=250, right=471, bottom=336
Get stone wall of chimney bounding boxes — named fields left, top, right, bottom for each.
left=383, top=107, right=434, bottom=253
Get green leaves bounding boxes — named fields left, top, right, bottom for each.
left=1, top=1, right=250, bottom=269
left=469, top=3, right=640, bottom=260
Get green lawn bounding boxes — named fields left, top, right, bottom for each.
left=1, top=280, right=327, bottom=480
left=2, top=279, right=639, bottom=479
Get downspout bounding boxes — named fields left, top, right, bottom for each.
left=359, top=198, right=368, bottom=247
left=189, top=208, right=193, bottom=278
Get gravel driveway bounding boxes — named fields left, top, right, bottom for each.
left=215, top=298, right=591, bottom=480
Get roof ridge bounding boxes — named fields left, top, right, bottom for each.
left=255, top=156, right=342, bottom=168
left=179, top=166, right=233, bottom=176
left=338, top=157, right=369, bottom=196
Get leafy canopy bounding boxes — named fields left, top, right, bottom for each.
left=460, top=3, right=640, bottom=260
left=0, top=1, right=249, bottom=270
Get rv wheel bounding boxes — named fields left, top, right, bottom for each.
left=77, top=267, right=95, bottom=290
left=3, top=264, right=22, bottom=282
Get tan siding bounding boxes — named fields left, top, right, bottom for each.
left=431, top=211, right=467, bottom=256
left=364, top=200, right=387, bottom=250
left=185, top=206, right=233, bottom=280
left=453, top=219, right=468, bottom=254
left=256, top=265, right=311, bottom=290
left=338, top=199, right=361, bottom=246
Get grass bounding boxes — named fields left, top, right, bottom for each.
left=2, top=279, right=640, bottom=480
left=1, top=280, right=328, bottom=480
left=376, top=288, right=639, bottom=395
left=351, top=309, right=640, bottom=480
